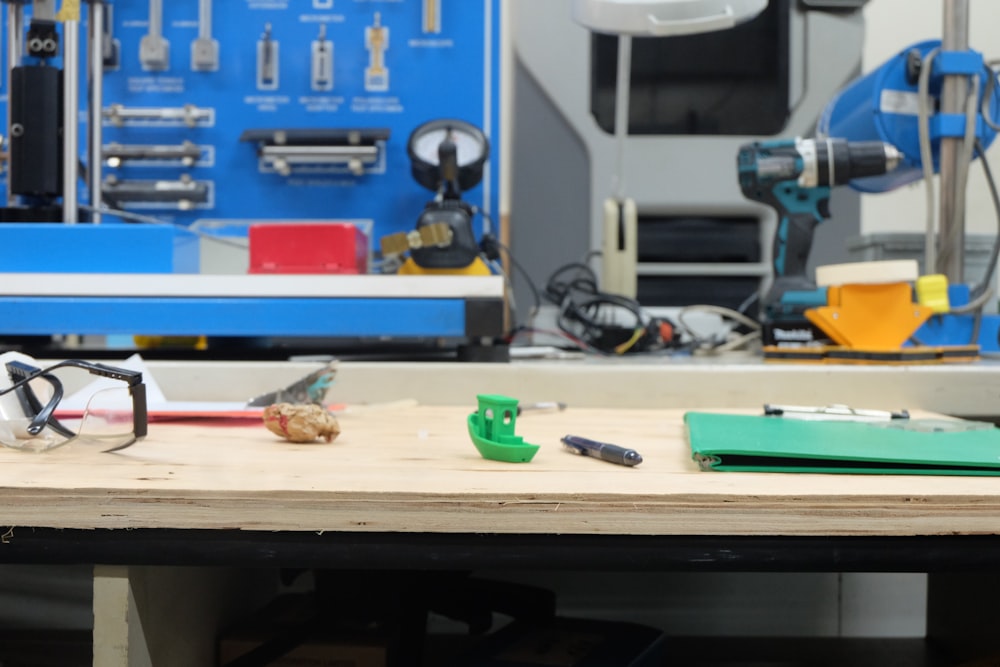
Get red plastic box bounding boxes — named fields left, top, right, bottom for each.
left=248, top=223, right=369, bottom=274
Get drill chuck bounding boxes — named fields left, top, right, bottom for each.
left=802, top=138, right=902, bottom=188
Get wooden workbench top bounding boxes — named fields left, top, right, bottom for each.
left=0, top=405, right=999, bottom=537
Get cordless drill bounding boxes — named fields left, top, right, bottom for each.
left=737, top=137, right=903, bottom=320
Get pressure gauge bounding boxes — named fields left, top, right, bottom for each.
left=407, top=119, right=489, bottom=194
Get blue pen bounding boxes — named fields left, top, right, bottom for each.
left=561, top=434, right=643, bottom=467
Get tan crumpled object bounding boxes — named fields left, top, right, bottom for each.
left=262, top=403, right=341, bottom=443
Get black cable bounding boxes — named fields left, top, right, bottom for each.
left=964, top=139, right=1000, bottom=346
left=491, top=239, right=542, bottom=318
left=543, top=263, right=601, bottom=305
left=981, top=62, right=1000, bottom=132
left=736, top=290, right=761, bottom=318
left=471, top=205, right=494, bottom=238
left=541, top=260, right=659, bottom=353
left=96, top=185, right=127, bottom=215
left=457, top=205, right=545, bottom=322
left=972, top=139, right=1000, bottom=299
left=971, top=302, right=984, bottom=346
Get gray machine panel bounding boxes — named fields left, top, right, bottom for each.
left=509, top=0, right=865, bottom=320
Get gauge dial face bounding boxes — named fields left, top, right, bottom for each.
left=410, top=126, right=486, bottom=167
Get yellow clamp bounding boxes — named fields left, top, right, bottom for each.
left=916, top=274, right=950, bottom=314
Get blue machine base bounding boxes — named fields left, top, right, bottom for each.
left=913, top=313, right=1000, bottom=353
left=0, top=223, right=504, bottom=344
left=0, top=224, right=199, bottom=273
left=0, top=296, right=480, bottom=338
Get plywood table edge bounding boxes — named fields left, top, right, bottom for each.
left=0, top=488, right=999, bottom=536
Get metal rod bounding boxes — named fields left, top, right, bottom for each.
left=149, top=0, right=163, bottom=39
left=89, top=2, right=105, bottom=223
left=199, top=0, right=212, bottom=40
left=612, top=35, right=632, bottom=201
left=937, top=0, right=970, bottom=281
left=63, top=19, right=80, bottom=224
left=5, top=3, right=23, bottom=207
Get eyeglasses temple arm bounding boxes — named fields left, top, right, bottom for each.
left=131, top=383, right=148, bottom=439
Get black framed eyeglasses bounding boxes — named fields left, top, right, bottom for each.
left=0, top=358, right=147, bottom=453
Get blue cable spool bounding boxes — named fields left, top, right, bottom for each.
left=818, top=39, right=1000, bottom=193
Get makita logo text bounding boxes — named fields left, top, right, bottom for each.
left=773, top=329, right=814, bottom=341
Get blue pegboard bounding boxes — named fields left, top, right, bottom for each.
left=0, top=0, right=501, bottom=252
left=0, top=223, right=198, bottom=272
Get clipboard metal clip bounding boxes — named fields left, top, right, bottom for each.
left=763, top=403, right=910, bottom=422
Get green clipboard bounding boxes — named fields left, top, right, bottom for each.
left=684, top=412, right=1000, bottom=476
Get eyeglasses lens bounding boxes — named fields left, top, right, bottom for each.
left=78, top=387, right=138, bottom=451
left=0, top=363, right=138, bottom=453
